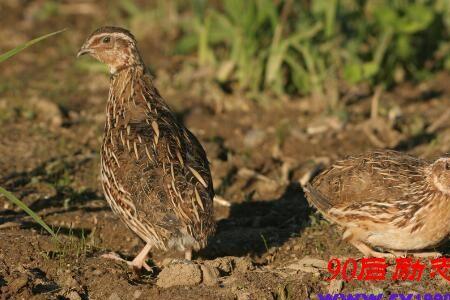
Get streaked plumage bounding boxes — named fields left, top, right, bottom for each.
left=78, top=26, right=215, bottom=270
left=304, top=150, right=450, bottom=257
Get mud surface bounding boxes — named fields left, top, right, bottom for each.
left=1, top=1, right=450, bottom=299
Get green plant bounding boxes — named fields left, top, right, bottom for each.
left=0, top=187, right=56, bottom=237
left=51, top=227, right=96, bottom=261
left=177, top=0, right=449, bottom=105
left=0, top=29, right=66, bottom=63
left=112, top=0, right=187, bottom=43
left=0, top=29, right=66, bottom=238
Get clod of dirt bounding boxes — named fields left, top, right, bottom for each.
left=156, top=261, right=202, bottom=288
left=243, top=129, right=266, bottom=148
left=204, top=257, right=234, bottom=274
left=234, top=257, right=254, bottom=273
left=133, top=290, right=142, bottom=298
left=284, top=256, right=327, bottom=275
left=8, top=274, right=28, bottom=293
left=66, top=290, right=83, bottom=300
left=328, top=279, right=343, bottom=294
left=92, top=269, right=103, bottom=276
left=62, top=274, right=79, bottom=288
left=236, top=291, right=252, bottom=300
left=203, top=257, right=254, bottom=276
left=29, top=97, right=63, bottom=128
left=199, top=264, right=220, bottom=286
left=108, top=292, right=121, bottom=300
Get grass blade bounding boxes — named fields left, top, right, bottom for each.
left=0, top=186, right=57, bottom=238
left=0, top=29, right=67, bottom=63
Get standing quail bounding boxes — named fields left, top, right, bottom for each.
left=304, top=150, right=450, bottom=258
left=77, top=27, right=215, bottom=270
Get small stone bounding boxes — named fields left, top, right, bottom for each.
left=204, top=257, right=233, bottom=275
left=64, top=275, right=78, bottom=288
left=200, top=264, right=220, bottom=286
left=157, top=262, right=202, bottom=288
left=92, top=269, right=103, bottom=276
left=29, top=97, right=63, bottom=127
left=234, top=257, right=254, bottom=273
left=237, top=291, right=252, bottom=300
left=328, top=280, right=343, bottom=294
left=133, top=290, right=142, bottom=298
left=8, top=274, right=28, bottom=293
left=67, top=290, right=82, bottom=300
left=108, top=293, right=121, bottom=300
left=243, top=129, right=266, bottom=148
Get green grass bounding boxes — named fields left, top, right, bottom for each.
left=174, top=0, right=450, bottom=105
left=0, top=29, right=66, bottom=239
left=0, top=29, right=66, bottom=63
left=0, top=187, right=56, bottom=238
left=49, top=227, right=96, bottom=261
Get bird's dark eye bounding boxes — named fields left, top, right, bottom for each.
left=102, top=36, right=111, bottom=43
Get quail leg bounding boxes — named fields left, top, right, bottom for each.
left=350, top=240, right=397, bottom=258
left=184, top=248, right=192, bottom=260
left=351, top=241, right=441, bottom=258
left=102, top=242, right=153, bottom=271
left=344, top=228, right=398, bottom=258
left=387, top=249, right=408, bottom=257
left=409, top=251, right=442, bottom=258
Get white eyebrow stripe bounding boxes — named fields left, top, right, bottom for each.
left=90, top=32, right=135, bottom=44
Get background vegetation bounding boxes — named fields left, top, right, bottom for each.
left=27, top=0, right=450, bottom=106
left=178, top=0, right=450, bottom=104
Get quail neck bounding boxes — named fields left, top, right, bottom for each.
left=430, top=158, right=450, bottom=195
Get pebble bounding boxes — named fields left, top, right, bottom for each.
left=92, top=269, right=103, bottom=276
left=204, top=257, right=233, bottom=274
left=157, top=262, right=202, bottom=288
left=108, top=293, right=121, bottom=300
left=234, top=257, right=254, bottom=272
left=29, top=97, right=63, bottom=127
left=133, top=290, right=142, bottom=298
left=67, top=290, right=82, bottom=300
left=200, top=264, right=220, bottom=286
left=8, top=275, right=28, bottom=293
left=243, top=129, right=266, bottom=148
left=64, top=275, right=79, bottom=288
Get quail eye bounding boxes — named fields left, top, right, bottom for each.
left=102, top=36, right=111, bottom=43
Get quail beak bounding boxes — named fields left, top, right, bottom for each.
left=77, top=46, right=92, bottom=58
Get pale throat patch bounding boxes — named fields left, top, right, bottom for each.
left=433, top=174, right=450, bottom=195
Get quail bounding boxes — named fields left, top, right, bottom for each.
left=304, top=150, right=450, bottom=258
left=77, top=27, right=215, bottom=270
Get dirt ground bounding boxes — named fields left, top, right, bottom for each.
left=1, top=1, right=450, bottom=299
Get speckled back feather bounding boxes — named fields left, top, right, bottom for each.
left=101, top=63, right=215, bottom=252
left=307, top=150, right=434, bottom=230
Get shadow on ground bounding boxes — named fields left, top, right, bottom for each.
left=202, top=182, right=311, bottom=259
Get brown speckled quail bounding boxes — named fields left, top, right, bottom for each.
left=304, top=150, right=450, bottom=258
left=77, top=27, right=215, bottom=270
